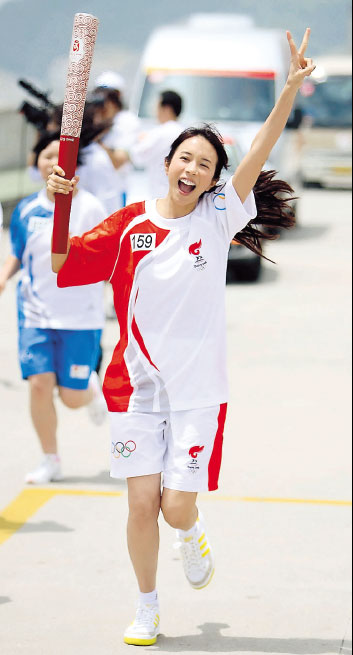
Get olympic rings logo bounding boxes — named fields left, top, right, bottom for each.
left=111, top=441, right=137, bottom=459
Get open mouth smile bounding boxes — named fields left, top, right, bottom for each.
left=178, top=178, right=196, bottom=195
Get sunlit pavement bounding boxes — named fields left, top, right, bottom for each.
left=0, top=188, right=351, bottom=654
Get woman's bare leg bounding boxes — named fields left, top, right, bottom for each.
left=29, top=373, right=58, bottom=453
left=127, top=474, right=162, bottom=593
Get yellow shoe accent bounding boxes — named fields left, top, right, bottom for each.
left=176, top=513, right=215, bottom=591
left=124, top=635, right=158, bottom=646
left=195, top=566, right=215, bottom=590
left=124, top=606, right=160, bottom=646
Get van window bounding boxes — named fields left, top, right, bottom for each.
left=139, top=72, right=276, bottom=123
left=299, top=76, right=352, bottom=128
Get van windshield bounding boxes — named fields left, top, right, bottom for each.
left=299, top=75, right=352, bottom=128
left=139, top=72, right=276, bottom=123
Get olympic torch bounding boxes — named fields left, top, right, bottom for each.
left=52, top=13, right=99, bottom=254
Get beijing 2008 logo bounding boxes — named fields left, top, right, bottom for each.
left=111, top=441, right=137, bottom=459
left=189, top=239, right=207, bottom=271
left=188, top=445, right=205, bottom=474
left=71, top=37, right=85, bottom=61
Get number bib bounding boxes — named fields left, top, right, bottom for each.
left=130, top=233, right=157, bottom=252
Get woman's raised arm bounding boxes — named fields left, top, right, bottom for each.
left=233, top=28, right=316, bottom=203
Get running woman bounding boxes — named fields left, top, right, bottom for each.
left=47, top=30, right=315, bottom=646
left=0, top=131, right=107, bottom=485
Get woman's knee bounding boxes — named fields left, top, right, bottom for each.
left=129, top=495, right=161, bottom=523
left=128, top=479, right=161, bottom=523
left=161, top=491, right=197, bottom=529
left=59, top=387, right=88, bottom=409
left=29, top=373, right=56, bottom=397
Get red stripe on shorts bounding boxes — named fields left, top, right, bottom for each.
left=208, top=403, right=228, bottom=491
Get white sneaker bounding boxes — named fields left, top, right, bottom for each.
left=175, top=512, right=215, bottom=590
left=124, top=603, right=160, bottom=646
left=25, top=455, right=63, bottom=485
left=87, top=371, right=107, bottom=426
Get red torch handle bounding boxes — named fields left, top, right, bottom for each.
left=51, top=12, right=99, bottom=254
left=52, top=135, right=80, bottom=254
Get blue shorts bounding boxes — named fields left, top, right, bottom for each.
left=18, top=327, right=102, bottom=390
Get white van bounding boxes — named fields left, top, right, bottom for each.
left=130, top=14, right=297, bottom=280
left=297, top=56, right=352, bottom=189
left=131, top=14, right=297, bottom=179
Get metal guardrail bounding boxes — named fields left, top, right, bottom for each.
left=0, top=169, right=41, bottom=228
left=1, top=198, right=18, bottom=229
left=0, top=110, right=40, bottom=227
left=0, top=110, right=37, bottom=171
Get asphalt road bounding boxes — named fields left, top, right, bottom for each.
left=0, top=188, right=351, bottom=655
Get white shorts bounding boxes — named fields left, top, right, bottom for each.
left=110, top=404, right=227, bottom=492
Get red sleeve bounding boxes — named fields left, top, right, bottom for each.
left=57, top=211, right=122, bottom=288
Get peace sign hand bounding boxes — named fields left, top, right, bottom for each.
left=287, top=28, right=316, bottom=89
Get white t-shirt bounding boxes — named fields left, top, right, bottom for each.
left=102, top=110, right=141, bottom=151
left=10, top=188, right=105, bottom=330
left=0, top=202, right=3, bottom=241
left=102, top=110, right=141, bottom=202
left=77, top=143, right=122, bottom=215
left=130, top=121, right=184, bottom=198
left=58, top=177, right=257, bottom=413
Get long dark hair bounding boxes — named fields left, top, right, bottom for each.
left=166, top=125, right=296, bottom=261
left=32, top=104, right=112, bottom=167
left=33, top=128, right=89, bottom=168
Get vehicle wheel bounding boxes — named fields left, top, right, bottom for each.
left=291, top=200, right=298, bottom=219
left=230, top=257, right=262, bottom=282
left=302, top=180, right=323, bottom=189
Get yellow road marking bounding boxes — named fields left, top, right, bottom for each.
left=0, top=488, right=56, bottom=546
left=0, top=488, right=123, bottom=546
left=205, top=495, right=352, bottom=507
left=0, top=487, right=351, bottom=546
